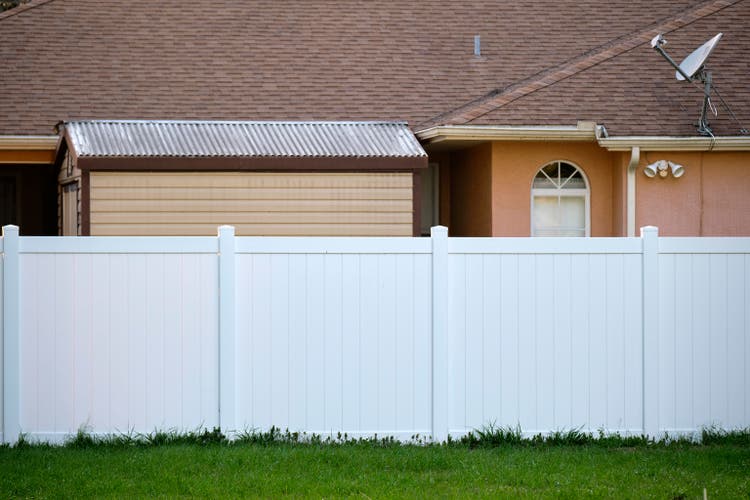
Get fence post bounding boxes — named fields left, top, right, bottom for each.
left=431, top=226, right=449, bottom=442
left=641, top=226, right=659, bottom=438
left=218, top=225, right=236, bottom=435
left=2, top=225, right=20, bottom=444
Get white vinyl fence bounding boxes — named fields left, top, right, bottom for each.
left=1, top=225, right=748, bottom=444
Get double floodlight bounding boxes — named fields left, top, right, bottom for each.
left=644, top=160, right=684, bottom=178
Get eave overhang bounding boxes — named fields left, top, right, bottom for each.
left=0, top=135, right=58, bottom=164
left=416, top=122, right=598, bottom=146
left=416, top=123, right=750, bottom=153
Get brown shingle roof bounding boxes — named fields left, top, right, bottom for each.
left=444, top=0, right=750, bottom=136
left=0, top=0, right=744, bottom=137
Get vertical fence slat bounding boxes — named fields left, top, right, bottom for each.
left=535, top=255, right=554, bottom=431
left=499, top=255, right=519, bottom=426
left=605, top=254, right=626, bottom=432
left=623, top=253, right=643, bottom=432
left=305, top=254, right=325, bottom=432
left=324, top=254, right=343, bottom=431
left=482, top=255, right=501, bottom=426
left=727, top=254, right=745, bottom=428
left=517, top=254, right=537, bottom=430
left=553, top=254, right=572, bottom=430
left=2, top=225, right=19, bottom=444
left=359, top=255, right=379, bottom=432
left=270, top=254, right=291, bottom=429
left=569, top=255, right=590, bottom=429
left=448, top=253, right=466, bottom=432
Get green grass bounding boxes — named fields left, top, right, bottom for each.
left=1, top=428, right=748, bottom=498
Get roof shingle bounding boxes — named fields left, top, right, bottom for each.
left=455, top=0, right=750, bottom=136
left=0, top=0, right=745, bottom=137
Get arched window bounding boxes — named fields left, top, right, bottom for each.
left=531, top=161, right=590, bottom=237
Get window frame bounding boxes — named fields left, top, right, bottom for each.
left=530, top=160, right=591, bottom=237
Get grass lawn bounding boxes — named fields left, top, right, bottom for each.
left=1, top=431, right=749, bottom=498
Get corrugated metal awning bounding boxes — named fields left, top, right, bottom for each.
left=63, top=120, right=427, bottom=159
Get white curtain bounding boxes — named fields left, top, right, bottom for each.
left=533, top=195, right=585, bottom=236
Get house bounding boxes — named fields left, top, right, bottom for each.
left=1, top=0, right=749, bottom=237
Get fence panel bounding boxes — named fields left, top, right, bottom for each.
left=656, top=239, right=750, bottom=433
left=3, top=228, right=750, bottom=444
left=234, top=238, right=432, bottom=438
left=446, top=238, right=644, bottom=435
left=17, top=237, right=219, bottom=441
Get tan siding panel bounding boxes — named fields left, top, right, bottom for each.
left=91, top=199, right=412, bottom=213
left=90, top=211, right=413, bottom=224
left=91, top=187, right=413, bottom=201
left=90, top=172, right=413, bottom=189
left=89, top=223, right=413, bottom=237
left=90, top=172, right=414, bottom=236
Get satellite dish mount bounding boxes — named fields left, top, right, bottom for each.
left=651, top=33, right=723, bottom=136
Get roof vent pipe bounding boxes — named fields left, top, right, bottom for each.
left=474, top=35, right=481, bottom=56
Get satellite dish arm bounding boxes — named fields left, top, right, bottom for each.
left=652, top=41, right=694, bottom=81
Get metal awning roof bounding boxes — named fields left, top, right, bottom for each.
left=63, top=120, right=427, bottom=159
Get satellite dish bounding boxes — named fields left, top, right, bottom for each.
left=675, top=33, right=723, bottom=81
left=651, top=32, right=724, bottom=136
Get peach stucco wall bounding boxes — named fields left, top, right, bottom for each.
left=449, top=143, right=492, bottom=236
left=636, top=151, right=750, bottom=236
left=489, top=141, right=615, bottom=236
left=434, top=141, right=750, bottom=237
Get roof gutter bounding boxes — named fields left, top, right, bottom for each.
left=417, top=123, right=750, bottom=151
left=597, top=136, right=750, bottom=151
left=0, top=135, right=59, bottom=150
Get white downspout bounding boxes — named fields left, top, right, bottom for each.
left=626, top=146, right=640, bottom=237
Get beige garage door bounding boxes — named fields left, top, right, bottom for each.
left=89, top=172, right=414, bottom=236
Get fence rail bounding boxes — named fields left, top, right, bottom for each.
left=2, top=225, right=749, bottom=444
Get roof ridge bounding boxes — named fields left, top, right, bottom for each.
left=0, top=0, right=57, bottom=21
left=419, top=0, right=741, bottom=128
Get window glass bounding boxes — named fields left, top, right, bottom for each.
left=531, top=161, right=589, bottom=237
